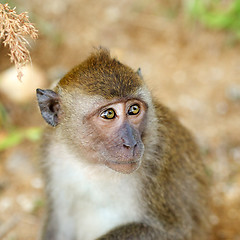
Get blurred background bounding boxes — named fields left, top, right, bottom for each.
left=0, top=0, right=240, bottom=239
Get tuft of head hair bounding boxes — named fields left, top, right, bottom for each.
left=59, top=48, right=142, bottom=99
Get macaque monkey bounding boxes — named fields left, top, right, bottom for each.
left=36, top=48, right=209, bottom=240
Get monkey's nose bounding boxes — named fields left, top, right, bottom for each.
left=121, top=123, right=138, bottom=150
left=122, top=138, right=137, bottom=149
left=122, top=139, right=138, bottom=158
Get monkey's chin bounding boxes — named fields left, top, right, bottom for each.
left=105, top=160, right=141, bottom=174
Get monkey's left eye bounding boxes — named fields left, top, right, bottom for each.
left=100, top=108, right=116, bottom=119
left=128, top=104, right=140, bottom=115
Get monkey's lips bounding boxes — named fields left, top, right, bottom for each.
left=105, top=159, right=141, bottom=174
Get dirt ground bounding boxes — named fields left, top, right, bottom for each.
left=0, top=1, right=240, bottom=239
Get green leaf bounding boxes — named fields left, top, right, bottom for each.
left=0, top=131, right=23, bottom=151
left=0, top=127, right=43, bottom=151
left=25, top=128, right=43, bottom=141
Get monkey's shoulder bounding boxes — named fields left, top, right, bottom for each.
left=153, top=100, right=199, bottom=150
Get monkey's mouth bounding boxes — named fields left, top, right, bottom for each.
left=108, top=159, right=138, bottom=165
left=105, top=159, right=141, bottom=174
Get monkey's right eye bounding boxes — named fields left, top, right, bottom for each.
left=100, top=108, right=116, bottom=120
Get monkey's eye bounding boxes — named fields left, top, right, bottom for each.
left=128, top=104, right=140, bottom=115
left=100, top=108, right=116, bottom=119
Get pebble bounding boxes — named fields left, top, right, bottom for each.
left=0, top=65, right=46, bottom=103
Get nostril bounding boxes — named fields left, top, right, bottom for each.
left=122, top=139, right=137, bottom=149
left=123, top=141, right=138, bottom=157
left=123, top=144, right=130, bottom=149
left=123, top=143, right=131, bottom=149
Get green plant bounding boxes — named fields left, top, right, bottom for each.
left=0, top=127, right=42, bottom=151
left=187, top=0, right=240, bottom=37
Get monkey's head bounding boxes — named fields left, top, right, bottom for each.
left=37, top=49, right=154, bottom=174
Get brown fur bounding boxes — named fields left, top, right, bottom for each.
left=59, top=48, right=142, bottom=98
left=138, top=101, right=209, bottom=239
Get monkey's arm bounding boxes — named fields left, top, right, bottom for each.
left=96, top=223, right=160, bottom=240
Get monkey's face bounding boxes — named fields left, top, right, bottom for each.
left=80, top=99, right=147, bottom=174
left=36, top=49, right=152, bottom=174
left=37, top=88, right=149, bottom=174
left=59, top=93, right=148, bottom=174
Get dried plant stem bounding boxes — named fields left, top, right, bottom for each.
left=0, top=3, right=38, bottom=81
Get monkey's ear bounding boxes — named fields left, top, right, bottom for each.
left=136, top=68, right=143, bottom=79
left=36, top=89, right=60, bottom=127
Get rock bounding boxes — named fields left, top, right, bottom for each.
left=0, top=65, right=47, bottom=103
